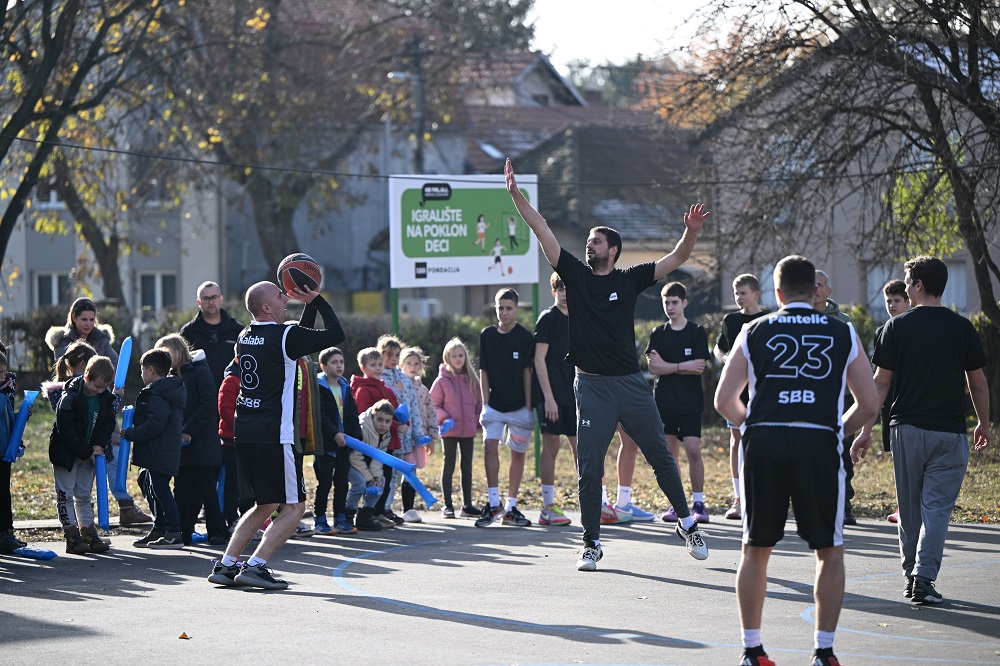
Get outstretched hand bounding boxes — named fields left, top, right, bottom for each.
left=505, top=158, right=519, bottom=197
left=684, top=203, right=710, bottom=233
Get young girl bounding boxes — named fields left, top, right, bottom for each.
left=376, top=335, right=424, bottom=525
left=429, top=337, right=482, bottom=519
left=399, top=347, right=440, bottom=523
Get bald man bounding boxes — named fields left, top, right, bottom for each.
left=207, top=281, right=344, bottom=590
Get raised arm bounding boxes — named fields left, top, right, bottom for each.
left=505, top=158, right=561, bottom=267
left=654, top=203, right=709, bottom=281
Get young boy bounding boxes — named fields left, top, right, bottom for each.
left=533, top=273, right=577, bottom=526
left=350, top=347, right=402, bottom=529
left=877, top=279, right=909, bottom=524
left=348, top=399, right=395, bottom=531
left=713, top=273, right=767, bottom=520
left=315, top=347, right=363, bottom=534
left=48, top=355, right=117, bottom=554
left=477, top=288, right=535, bottom=528
left=647, top=282, right=711, bottom=523
left=121, top=349, right=188, bottom=549
left=0, top=350, right=31, bottom=554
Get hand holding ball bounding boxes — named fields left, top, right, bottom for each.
left=277, top=253, right=322, bottom=294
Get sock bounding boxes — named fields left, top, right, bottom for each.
left=488, top=487, right=500, bottom=507
left=815, top=630, right=835, bottom=650
left=221, top=554, right=238, bottom=567
left=679, top=515, right=695, bottom=531
left=246, top=556, right=266, bottom=567
left=616, top=485, right=632, bottom=508
left=505, top=497, right=517, bottom=512
left=541, top=484, right=555, bottom=507
left=732, top=478, right=740, bottom=499
left=693, top=492, right=704, bottom=504
left=601, top=485, right=609, bottom=505
left=741, top=628, right=762, bottom=648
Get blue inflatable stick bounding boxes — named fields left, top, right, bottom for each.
left=217, top=464, right=226, bottom=511
left=95, top=454, right=109, bottom=532
left=114, top=406, right=134, bottom=494
left=3, top=390, right=38, bottom=463
left=415, top=436, right=432, bottom=446
left=440, top=418, right=456, bottom=436
left=11, top=547, right=57, bottom=560
left=365, top=483, right=382, bottom=496
left=343, top=435, right=437, bottom=508
left=394, top=403, right=410, bottom=424
left=114, top=337, right=133, bottom=391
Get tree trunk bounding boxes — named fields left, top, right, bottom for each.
left=246, top=177, right=301, bottom=272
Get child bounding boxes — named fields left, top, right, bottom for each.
left=48, top=355, right=116, bottom=554
left=429, top=337, right=482, bottom=519
left=399, top=346, right=440, bottom=522
left=350, top=347, right=402, bottom=529
left=646, top=282, right=711, bottom=523
left=348, top=400, right=395, bottom=531
left=315, top=347, right=362, bottom=534
left=376, top=335, right=423, bottom=526
left=156, top=334, right=226, bottom=546
left=0, top=349, right=31, bottom=554
left=713, top=273, right=767, bottom=520
left=121, top=349, right=187, bottom=548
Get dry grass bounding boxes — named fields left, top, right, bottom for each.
left=13, top=400, right=999, bottom=531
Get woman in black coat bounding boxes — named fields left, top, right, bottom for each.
left=156, top=334, right=227, bottom=545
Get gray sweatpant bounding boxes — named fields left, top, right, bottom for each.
left=890, top=424, right=969, bottom=581
left=575, top=372, right=689, bottom=543
left=53, top=458, right=96, bottom=530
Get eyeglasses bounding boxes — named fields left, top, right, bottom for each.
left=201, top=295, right=222, bottom=302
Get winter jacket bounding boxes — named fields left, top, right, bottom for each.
left=381, top=367, right=423, bottom=454
left=45, top=324, right=119, bottom=367
left=178, top=351, right=220, bottom=467
left=430, top=364, right=482, bottom=438
left=350, top=406, right=391, bottom=483
left=217, top=372, right=239, bottom=444
left=350, top=375, right=401, bottom=451
left=179, top=308, right=244, bottom=389
left=317, top=373, right=362, bottom=455
left=411, top=377, right=440, bottom=440
left=0, top=393, right=14, bottom=459
left=122, top=376, right=187, bottom=477
left=48, top=375, right=116, bottom=471
left=822, top=298, right=854, bottom=325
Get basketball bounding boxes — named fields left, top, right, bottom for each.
left=277, top=253, right=322, bottom=293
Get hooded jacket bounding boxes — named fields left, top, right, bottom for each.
left=349, top=374, right=400, bottom=451
left=48, top=375, right=116, bottom=471
left=822, top=298, right=854, bottom=325
left=178, top=350, right=220, bottom=467
left=429, top=364, right=482, bottom=438
left=122, top=376, right=187, bottom=477
left=179, top=308, right=244, bottom=389
left=45, top=323, right=118, bottom=366
left=350, top=406, right=391, bottom=482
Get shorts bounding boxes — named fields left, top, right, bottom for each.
left=236, top=441, right=306, bottom=506
left=660, top=412, right=702, bottom=439
left=480, top=405, right=535, bottom=453
left=741, top=425, right=843, bottom=550
left=537, top=402, right=577, bottom=436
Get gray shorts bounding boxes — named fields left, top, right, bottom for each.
left=480, top=405, right=534, bottom=453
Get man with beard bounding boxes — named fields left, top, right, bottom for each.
left=504, top=158, right=711, bottom=571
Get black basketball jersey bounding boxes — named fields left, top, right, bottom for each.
left=233, top=322, right=297, bottom=444
left=738, top=304, right=858, bottom=433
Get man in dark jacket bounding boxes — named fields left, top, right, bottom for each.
left=122, top=349, right=187, bottom=548
left=179, top=281, right=244, bottom=390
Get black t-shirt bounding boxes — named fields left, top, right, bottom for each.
left=871, top=306, right=986, bottom=434
left=555, top=249, right=656, bottom=375
left=647, top=321, right=710, bottom=416
left=738, top=304, right=858, bottom=432
left=479, top=323, right=535, bottom=412
left=532, top=305, right=574, bottom=405
left=718, top=309, right=769, bottom=354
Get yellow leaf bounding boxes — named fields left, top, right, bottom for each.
left=179, top=632, right=190, bottom=639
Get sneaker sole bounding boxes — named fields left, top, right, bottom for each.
left=576, top=561, right=597, bottom=572
left=234, top=574, right=288, bottom=590
left=539, top=519, right=572, bottom=526
left=208, top=573, right=240, bottom=586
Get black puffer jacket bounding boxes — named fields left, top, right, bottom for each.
left=179, top=309, right=244, bottom=389
left=122, top=376, right=187, bottom=477
left=179, top=351, right=221, bottom=467
left=48, top=375, right=116, bottom=471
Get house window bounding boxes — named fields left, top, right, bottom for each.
left=35, top=272, right=72, bottom=306
left=34, top=176, right=64, bottom=209
left=138, top=272, right=177, bottom=311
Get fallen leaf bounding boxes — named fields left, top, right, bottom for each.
left=638, top=596, right=647, bottom=599
left=179, top=632, right=190, bottom=640
left=877, top=623, right=890, bottom=627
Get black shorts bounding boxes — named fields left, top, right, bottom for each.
left=537, top=402, right=577, bottom=436
left=236, top=441, right=306, bottom=506
left=660, top=411, right=702, bottom=439
left=741, top=425, right=843, bottom=550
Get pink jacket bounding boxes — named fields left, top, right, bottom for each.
left=429, top=364, right=482, bottom=438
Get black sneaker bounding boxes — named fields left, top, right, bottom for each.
left=738, top=645, right=775, bottom=666
left=0, top=529, right=26, bottom=553
left=207, top=559, right=241, bottom=586
left=502, top=506, right=532, bottom=527
left=384, top=510, right=405, bottom=526
left=811, top=647, right=841, bottom=665
left=911, top=577, right=943, bottom=604
left=474, top=504, right=503, bottom=528
left=234, top=563, right=288, bottom=590
left=133, top=528, right=166, bottom=548
left=460, top=505, right=480, bottom=518
left=441, top=506, right=456, bottom=519
left=148, top=532, right=185, bottom=549
left=356, top=508, right=383, bottom=531
left=904, top=575, right=914, bottom=599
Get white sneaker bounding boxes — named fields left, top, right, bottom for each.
left=675, top=523, right=709, bottom=561
left=576, top=542, right=603, bottom=571
left=402, top=509, right=422, bottom=523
